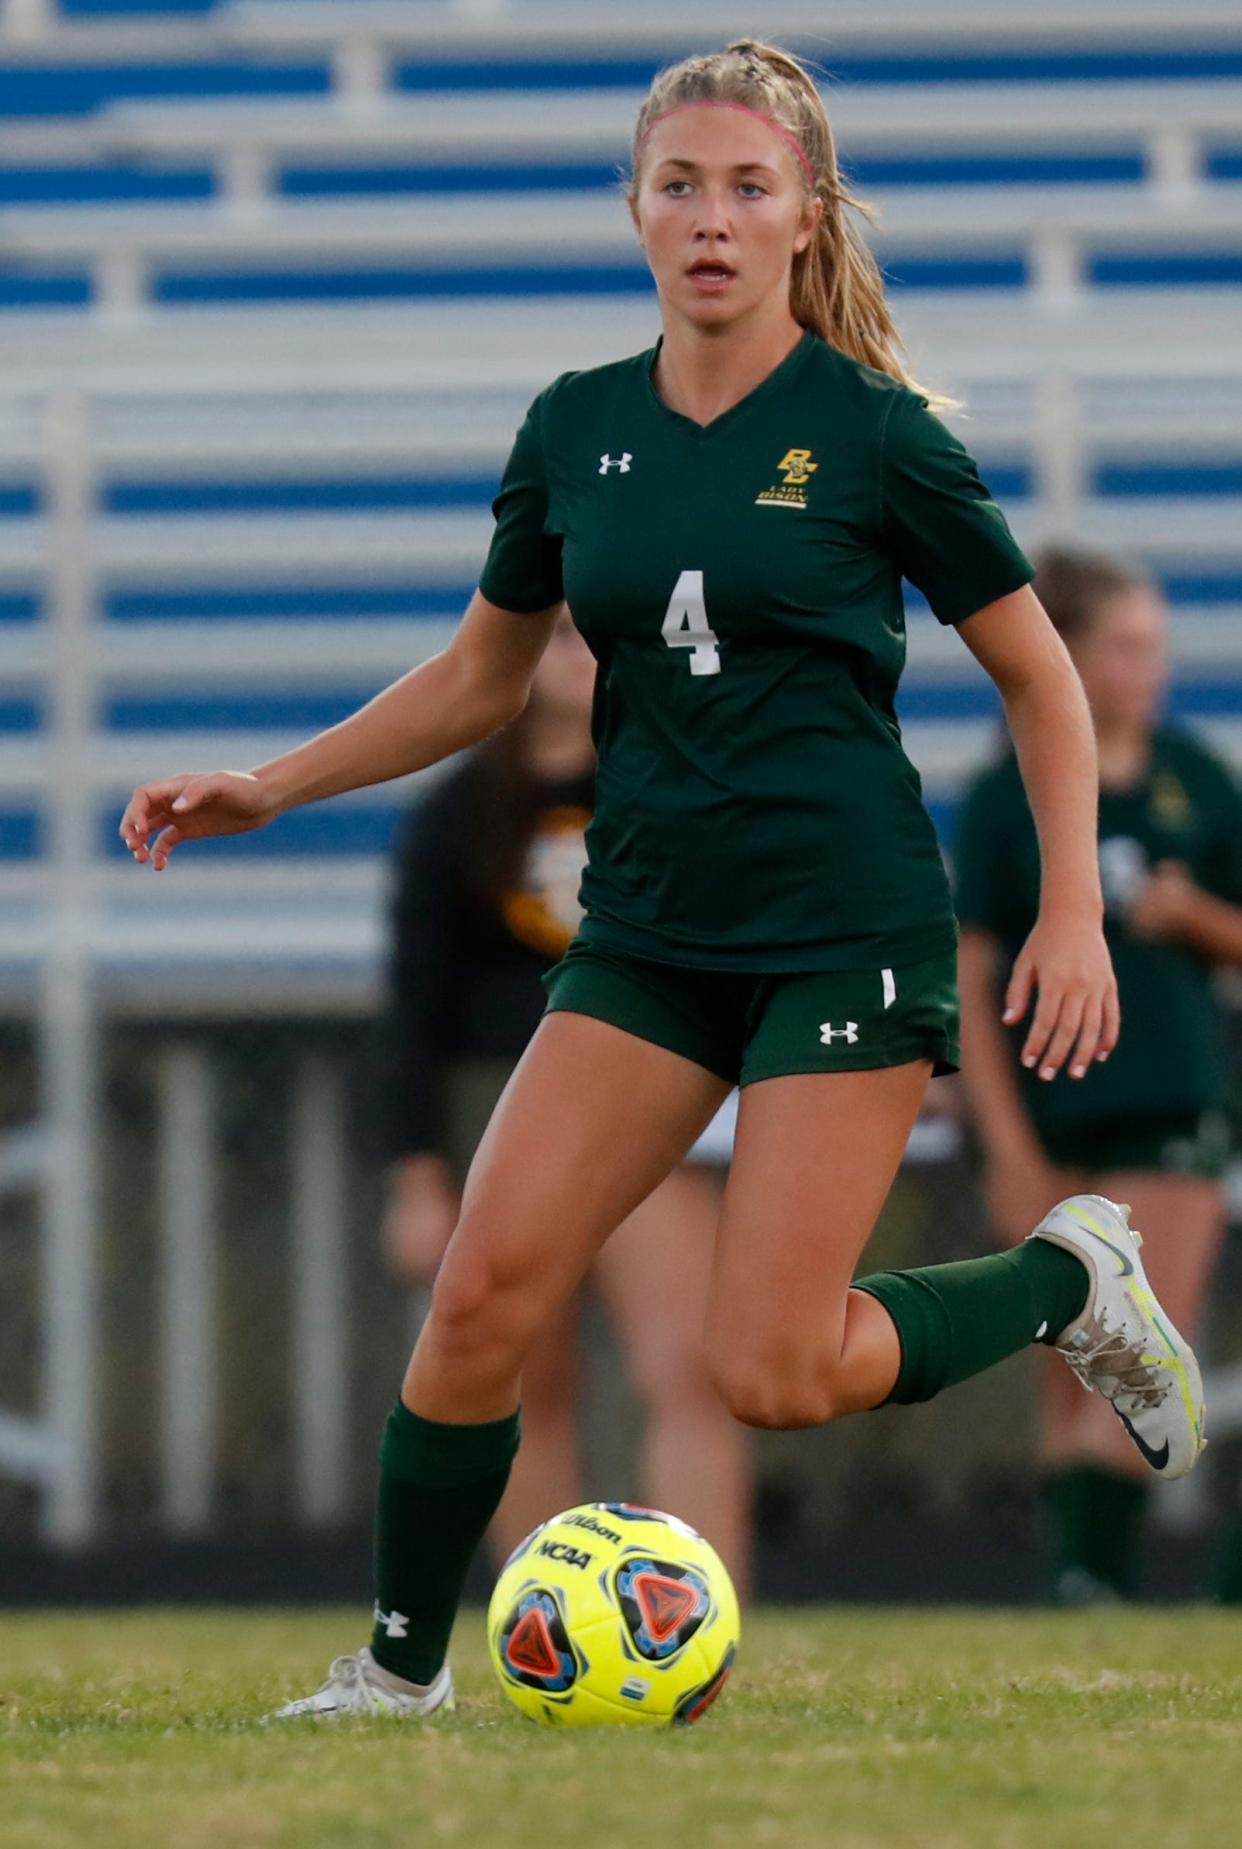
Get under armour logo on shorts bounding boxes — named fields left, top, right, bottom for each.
left=819, top=1021, right=859, bottom=1045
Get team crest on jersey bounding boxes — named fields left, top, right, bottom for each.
left=1149, top=772, right=1192, bottom=828
left=756, top=448, right=818, bottom=508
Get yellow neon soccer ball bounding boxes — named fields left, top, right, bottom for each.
left=487, top=1502, right=739, bottom=1727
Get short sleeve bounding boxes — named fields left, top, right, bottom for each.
left=477, top=393, right=565, bottom=614
left=952, top=764, right=1022, bottom=937
left=881, top=392, right=1034, bottom=626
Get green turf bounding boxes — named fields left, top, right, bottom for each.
left=2, top=1607, right=1241, bottom=1848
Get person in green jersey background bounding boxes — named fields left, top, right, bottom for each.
left=121, top=41, right=1205, bottom=1719
left=956, top=546, right=1242, bottom=1604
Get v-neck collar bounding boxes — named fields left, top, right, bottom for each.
left=643, top=326, right=817, bottom=440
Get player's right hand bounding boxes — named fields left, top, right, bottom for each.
left=119, top=770, right=276, bottom=870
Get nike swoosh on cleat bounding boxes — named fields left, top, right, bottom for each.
left=1068, top=1215, right=1135, bottom=1277
left=1117, top=1411, right=1170, bottom=1470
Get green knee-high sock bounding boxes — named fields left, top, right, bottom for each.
left=1040, top=1465, right=1149, bottom=1600
left=370, top=1400, right=520, bottom=1685
left=855, top=1239, right=1089, bottom=1405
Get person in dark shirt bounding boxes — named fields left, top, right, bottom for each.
left=381, top=612, right=751, bottom=1592
left=956, top=546, right=1242, bottom=1602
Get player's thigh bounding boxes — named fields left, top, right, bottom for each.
left=1087, top=1169, right=1225, bottom=1332
left=429, top=1010, right=731, bottom=1343
left=592, top=1163, right=725, bottom=1399
left=706, top=1061, right=931, bottom=1380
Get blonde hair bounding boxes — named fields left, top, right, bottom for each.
left=629, top=40, right=949, bottom=408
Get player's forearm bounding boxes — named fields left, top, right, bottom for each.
left=252, top=650, right=522, bottom=813
left=1000, top=664, right=1104, bottom=923
left=957, top=934, right=1044, bottom=1159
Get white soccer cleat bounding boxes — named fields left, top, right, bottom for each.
left=267, top=1647, right=455, bottom=1720
left=1029, top=1193, right=1205, bottom=1479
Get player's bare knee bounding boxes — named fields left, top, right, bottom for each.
left=426, top=1252, right=522, bottom=1373
left=709, top=1356, right=841, bottom=1431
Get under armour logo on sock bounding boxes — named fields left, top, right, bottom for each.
left=374, top=1603, right=409, bottom=1639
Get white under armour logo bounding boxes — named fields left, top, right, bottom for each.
left=373, top=1603, right=409, bottom=1639
left=819, top=1021, right=859, bottom=1045
left=599, top=452, right=632, bottom=474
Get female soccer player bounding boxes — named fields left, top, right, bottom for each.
left=120, top=42, right=1205, bottom=1716
left=957, top=546, right=1242, bottom=1602
left=382, top=611, right=750, bottom=1590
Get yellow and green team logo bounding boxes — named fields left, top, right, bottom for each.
left=756, top=447, right=818, bottom=508
left=1149, top=772, right=1192, bottom=828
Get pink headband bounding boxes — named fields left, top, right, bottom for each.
left=637, top=101, right=815, bottom=191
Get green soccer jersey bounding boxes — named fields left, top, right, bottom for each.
left=954, top=725, right=1242, bottom=1132
left=479, top=328, right=1033, bottom=972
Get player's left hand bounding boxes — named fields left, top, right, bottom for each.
left=1002, top=911, right=1120, bottom=1082
left=1128, top=859, right=1199, bottom=942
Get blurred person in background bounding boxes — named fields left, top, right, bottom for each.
left=956, top=546, right=1242, bottom=1603
left=380, top=611, right=751, bottom=1593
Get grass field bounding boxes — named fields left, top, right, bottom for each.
left=3, top=1607, right=1242, bottom=1848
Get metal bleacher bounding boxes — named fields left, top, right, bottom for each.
left=3, top=0, right=1242, bottom=1544
left=0, top=0, right=1240, bottom=1002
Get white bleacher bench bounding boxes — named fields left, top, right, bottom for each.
left=7, top=294, right=1242, bottom=393
left=87, top=83, right=1242, bottom=198
left=0, top=599, right=1225, bottom=701
left=2, top=571, right=1238, bottom=696
left=5, top=496, right=1242, bottom=598
left=1, top=372, right=1238, bottom=478
left=7, top=184, right=1242, bottom=260
left=0, top=874, right=394, bottom=1014
left=220, top=0, right=1242, bottom=56
left=0, top=10, right=218, bottom=60
left=0, top=507, right=493, bottom=579
left=0, top=364, right=1238, bottom=671
left=0, top=574, right=1236, bottom=830
left=5, top=185, right=1242, bottom=322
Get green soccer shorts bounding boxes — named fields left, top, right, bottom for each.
left=1039, top=1107, right=1232, bottom=1182
left=542, top=940, right=960, bottom=1085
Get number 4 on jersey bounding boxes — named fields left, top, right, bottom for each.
left=661, top=569, right=721, bottom=677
